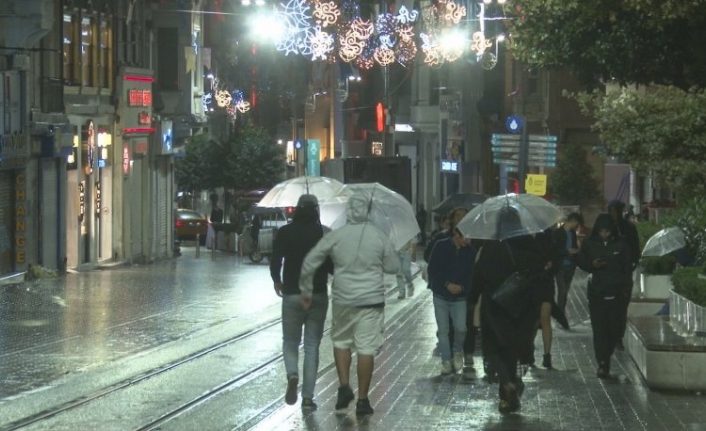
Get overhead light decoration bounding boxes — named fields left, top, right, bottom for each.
left=313, top=0, right=341, bottom=27
left=441, top=0, right=466, bottom=25
left=276, top=0, right=314, bottom=56
left=309, top=26, right=335, bottom=60
left=215, top=90, right=233, bottom=107
left=339, top=18, right=373, bottom=62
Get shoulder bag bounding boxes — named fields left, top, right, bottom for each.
left=490, top=242, right=533, bottom=319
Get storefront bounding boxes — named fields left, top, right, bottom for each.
left=0, top=133, right=30, bottom=275
left=151, top=120, right=174, bottom=259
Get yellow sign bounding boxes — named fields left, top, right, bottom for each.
left=525, top=174, right=547, bottom=196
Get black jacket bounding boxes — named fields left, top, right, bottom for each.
left=553, top=226, right=578, bottom=267
left=270, top=221, right=331, bottom=296
left=576, top=214, right=632, bottom=298
left=427, top=237, right=477, bottom=301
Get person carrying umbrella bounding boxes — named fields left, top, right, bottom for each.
left=299, top=194, right=399, bottom=416
left=269, top=195, right=332, bottom=410
left=576, top=213, right=633, bottom=379
left=468, top=206, right=553, bottom=413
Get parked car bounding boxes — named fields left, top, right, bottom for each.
left=175, top=209, right=208, bottom=244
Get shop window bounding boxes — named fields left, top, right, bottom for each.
left=62, top=13, right=78, bottom=84
left=80, top=15, right=95, bottom=87
left=99, top=17, right=113, bottom=89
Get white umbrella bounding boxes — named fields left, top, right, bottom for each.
left=456, top=193, right=563, bottom=240
left=330, top=183, right=419, bottom=250
left=642, top=227, right=686, bottom=257
left=257, top=176, right=344, bottom=208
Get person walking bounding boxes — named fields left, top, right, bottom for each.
left=607, top=200, right=640, bottom=349
left=396, top=239, right=415, bottom=299
left=270, top=195, right=332, bottom=411
left=416, top=204, right=428, bottom=246
left=470, top=207, right=552, bottom=414
left=299, top=194, right=399, bottom=416
left=427, top=221, right=476, bottom=375
left=576, top=213, right=633, bottom=378
left=553, top=212, right=582, bottom=315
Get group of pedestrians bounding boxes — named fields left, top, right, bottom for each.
left=269, top=192, right=639, bottom=417
left=270, top=194, right=399, bottom=416
left=423, top=201, right=637, bottom=414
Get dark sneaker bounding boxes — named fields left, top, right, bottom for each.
left=596, top=367, right=610, bottom=379
left=355, top=398, right=374, bottom=416
left=301, top=398, right=317, bottom=411
left=335, top=385, right=355, bottom=410
left=285, top=375, right=298, bottom=405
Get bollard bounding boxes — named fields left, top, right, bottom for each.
left=195, top=234, right=200, bottom=258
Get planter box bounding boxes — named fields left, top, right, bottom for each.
left=670, top=290, right=706, bottom=337
left=641, top=274, right=673, bottom=299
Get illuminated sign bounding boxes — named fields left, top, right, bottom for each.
left=123, top=145, right=130, bottom=175
left=376, top=102, right=385, bottom=133
left=78, top=181, right=86, bottom=222
left=95, top=182, right=101, bottom=218
left=84, top=120, right=95, bottom=176
left=138, top=111, right=151, bottom=125
left=128, top=89, right=152, bottom=107
left=440, top=159, right=459, bottom=173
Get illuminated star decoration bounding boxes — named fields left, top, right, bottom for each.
left=471, top=31, right=492, bottom=55
left=420, top=33, right=442, bottom=66
left=395, top=25, right=417, bottom=66
left=356, top=38, right=376, bottom=70
left=395, top=5, right=419, bottom=24
left=339, top=17, right=373, bottom=62
left=276, top=0, right=314, bottom=56
left=440, top=0, right=466, bottom=25
left=374, top=13, right=397, bottom=66
left=232, top=90, right=251, bottom=113
left=202, top=92, right=213, bottom=112
left=308, top=25, right=335, bottom=60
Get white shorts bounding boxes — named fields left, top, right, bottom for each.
left=331, top=304, right=384, bottom=355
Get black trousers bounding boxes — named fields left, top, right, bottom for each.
left=555, top=266, right=576, bottom=312
left=588, top=294, right=622, bottom=367
left=464, top=301, right=477, bottom=357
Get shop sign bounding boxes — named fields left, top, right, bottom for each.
left=95, top=182, right=101, bottom=218
left=123, top=145, right=130, bottom=175
left=83, top=120, right=95, bottom=176
left=138, top=111, right=151, bottom=126
left=135, top=141, right=148, bottom=154
left=128, top=89, right=152, bottom=107
left=0, top=133, right=29, bottom=170
left=78, top=181, right=85, bottom=222
left=15, top=173, right=26, bottom=264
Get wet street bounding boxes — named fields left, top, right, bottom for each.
left=2, top=246, right=706, bottom=430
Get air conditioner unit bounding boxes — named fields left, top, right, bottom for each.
left=11, top=54, right=30, bottom=70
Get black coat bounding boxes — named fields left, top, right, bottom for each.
left=270, top=221, right=331, bottom=296
left=576, top=235, right=632, bottom=298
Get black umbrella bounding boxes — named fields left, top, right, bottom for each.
left=432, top=193, right=489, bottom=214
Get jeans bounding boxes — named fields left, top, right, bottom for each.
left=396, top=252, right=413, bottom=295
left=433, top=295, right=467, bottom=362
left=282, top=293, right=328, bottom=399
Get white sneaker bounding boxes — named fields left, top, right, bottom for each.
left=453, top=352, right=464, bottom=372
left=440, top=361, right=453, bottom=375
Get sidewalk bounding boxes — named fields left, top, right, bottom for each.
left=2, top=253, right=706, bottom=430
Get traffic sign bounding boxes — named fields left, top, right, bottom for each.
left=505, top=116, right=523, bottom=134
left=492, top=133, right=558, bottom=143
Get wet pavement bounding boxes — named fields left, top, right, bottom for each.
left=1, top=245, right=706, bottom=430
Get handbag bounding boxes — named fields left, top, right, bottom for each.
left=491, top=243, right=532, bottom=318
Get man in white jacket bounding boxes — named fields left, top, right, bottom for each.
left=300, top=194, right=399, bottom=416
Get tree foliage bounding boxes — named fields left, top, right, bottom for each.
left=505, top=0, right=706, bottom=88
left=175, top=124, right=286, bottom=193
left=575, top=86, right=706, bottom=198
left=549, top=143, right=601, bottom=205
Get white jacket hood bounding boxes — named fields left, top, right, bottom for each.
left=346, top=194, right=370, bottom=224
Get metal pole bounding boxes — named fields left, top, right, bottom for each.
left=195, top=234, right=200, bottom=258
left=212, top=231, right=216, bottom=260
left=518, top=118, right=529, bottom=194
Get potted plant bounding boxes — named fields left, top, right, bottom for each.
left=640, top=255, right=677, bottom=299
left=671, top=267, right=706, bottom=336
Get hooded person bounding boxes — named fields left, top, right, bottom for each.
left=576, top=213, right=633, bottom=379
left=607, top=199, right=640, bottom=349
left=299, top=194, right=399, bottom=416
left=270, top=194, right=332, bottom=410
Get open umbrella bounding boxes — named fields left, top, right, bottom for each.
left=330, top=183, right=419, bottom=250
left=257, top=176, right=344, bottom=208
left=432, top=193, right=489, bottom=214
left=456, top=193, right=563, bottom=240
left=642, top=227, right=686, bottom=257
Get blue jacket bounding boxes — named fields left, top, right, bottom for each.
left=428, top=237, right=477, bottom=301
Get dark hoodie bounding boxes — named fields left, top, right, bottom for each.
left=607, top=200, right=640, bottom=266
left=576, top=213, right=633, bottom=298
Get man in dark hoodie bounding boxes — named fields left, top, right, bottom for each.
left=577, top=213, right=633, bottom=378
left=270, top=194, right=332, bottom=411
left=607, top=200, right=640, bottom=348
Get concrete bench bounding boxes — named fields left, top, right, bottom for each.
left=625, top=316, right=706, bottom=391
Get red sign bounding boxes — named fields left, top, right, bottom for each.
left=138, top=111, right=151, bottom=125
left=135, top=141, right=148, bottom=154
left=376, top=102, right=385, bottom=133
left=128, top=89, right=152, bottom=107
left=123, top=145, right=130, bottom=175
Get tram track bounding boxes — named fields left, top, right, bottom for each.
left=1, top=318, right=283, bottom=431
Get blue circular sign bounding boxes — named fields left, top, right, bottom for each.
left=505, top=116, right=523, bottom=134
